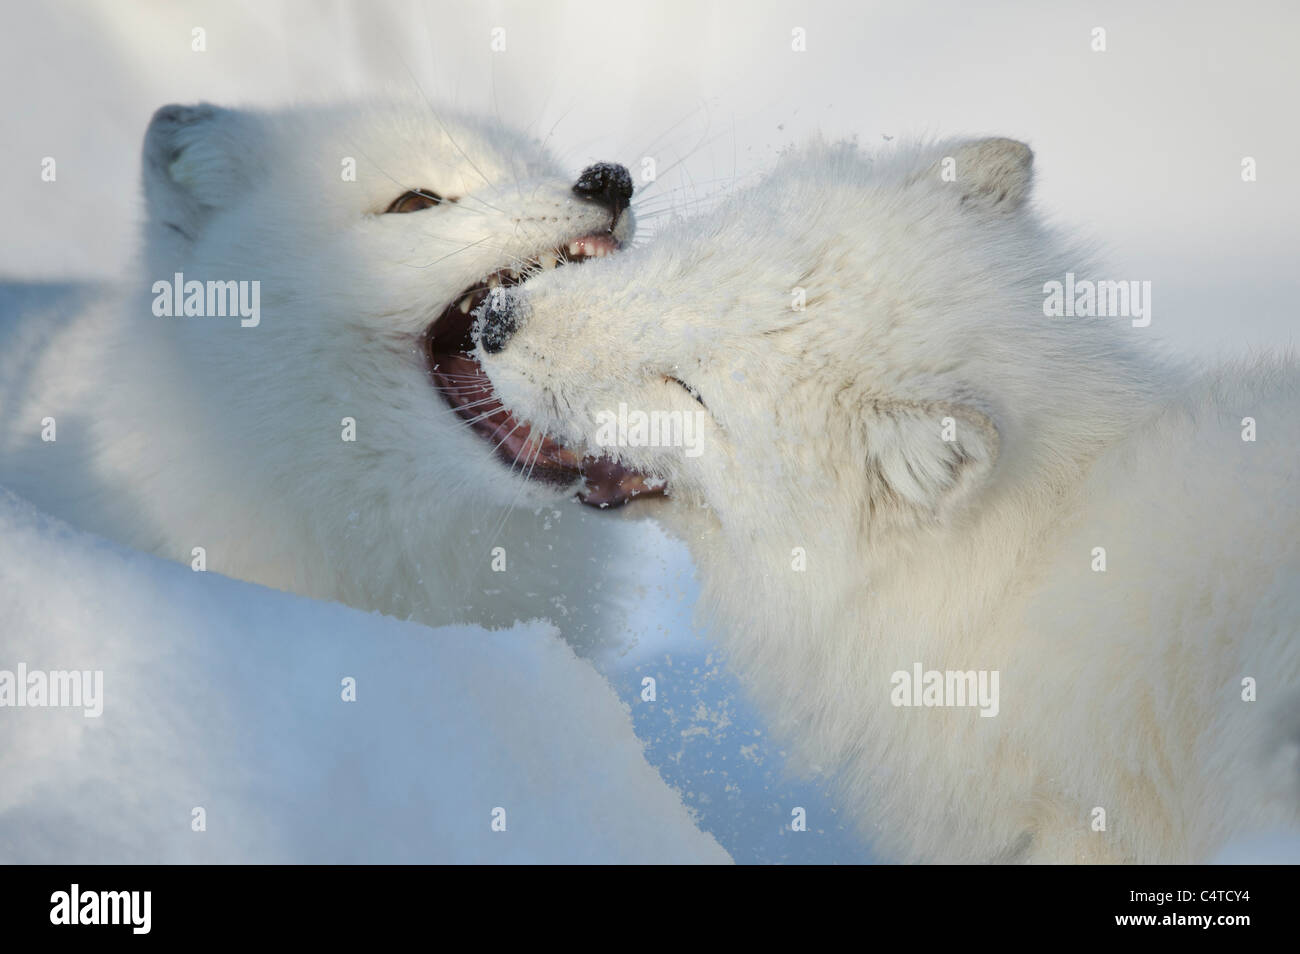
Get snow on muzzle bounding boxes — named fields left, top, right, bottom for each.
left=424, top=234, right=665, bottom=509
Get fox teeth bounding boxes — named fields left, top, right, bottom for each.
left=540, top=252, right=558, bottom=270
left=568, top=241, right=581, bottom=256
left=458, top=296, right=473, bottom=313
left=487, top=275, right=500, bottom=288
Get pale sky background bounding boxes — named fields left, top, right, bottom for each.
left=2, top=0, right=1297, bottom=356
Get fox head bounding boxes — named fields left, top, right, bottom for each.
left=477, top=137, right=1159, bottom=538
left=117, top=99, right=653, bottom=631
left=138, top=99, right=636, bottom=515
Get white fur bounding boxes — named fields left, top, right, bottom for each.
left=480, top=137, right=1300, bottom=862
left=0, top=100, right=637, bottom=645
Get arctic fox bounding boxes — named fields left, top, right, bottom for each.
left=0, top=100, right=643, bottom=647
left=475, top=137, right=1300, bottom=863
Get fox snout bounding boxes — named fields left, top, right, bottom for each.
left=476, top=287, right=525, bottom=354
left=572, top=162, right=633, bottom=218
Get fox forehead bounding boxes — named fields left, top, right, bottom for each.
left=571, top=139, right=1043, bottom=364
left=242, top=101, right=563, bottom=207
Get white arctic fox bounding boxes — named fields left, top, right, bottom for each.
left=0, top=100, right=644, bottom=646
left=475, top=137, right=1300, bottom=863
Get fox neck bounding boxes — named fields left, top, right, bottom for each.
left=667, top=360, right=1160, bottom=778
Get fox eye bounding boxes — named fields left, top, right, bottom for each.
left=385, top=190, right=443, bottom=213
left=668, top=376, right=706, bottom=408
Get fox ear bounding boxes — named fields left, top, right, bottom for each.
left=142, top=103, right=263, bottom=243
left=865, top=400, right=998, bottom=519
left=929, top=138, right=1034, bottom=213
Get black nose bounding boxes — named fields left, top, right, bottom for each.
left=477, top=287, right=521, bottom=355
left=573, top=162, right=633, bottom=217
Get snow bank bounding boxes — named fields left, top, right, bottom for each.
left=0, top=490, right=729, bottom=863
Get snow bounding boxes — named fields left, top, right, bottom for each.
left=0, top=490, right=729, bottom=864
left=596, top=522, right=871, bottom=863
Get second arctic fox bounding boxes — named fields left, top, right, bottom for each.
left=474, top=137, right=1300, bottom=863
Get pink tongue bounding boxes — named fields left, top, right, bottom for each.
left=428, top=351, right=665, bottom=506
left=430, top=353, right=581, bottom=468
left=430, top=353, right=495, bottom=413
left=578, top=458, right=665, bottom=509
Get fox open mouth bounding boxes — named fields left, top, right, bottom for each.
left=424, top=234, right=665, bottom=509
